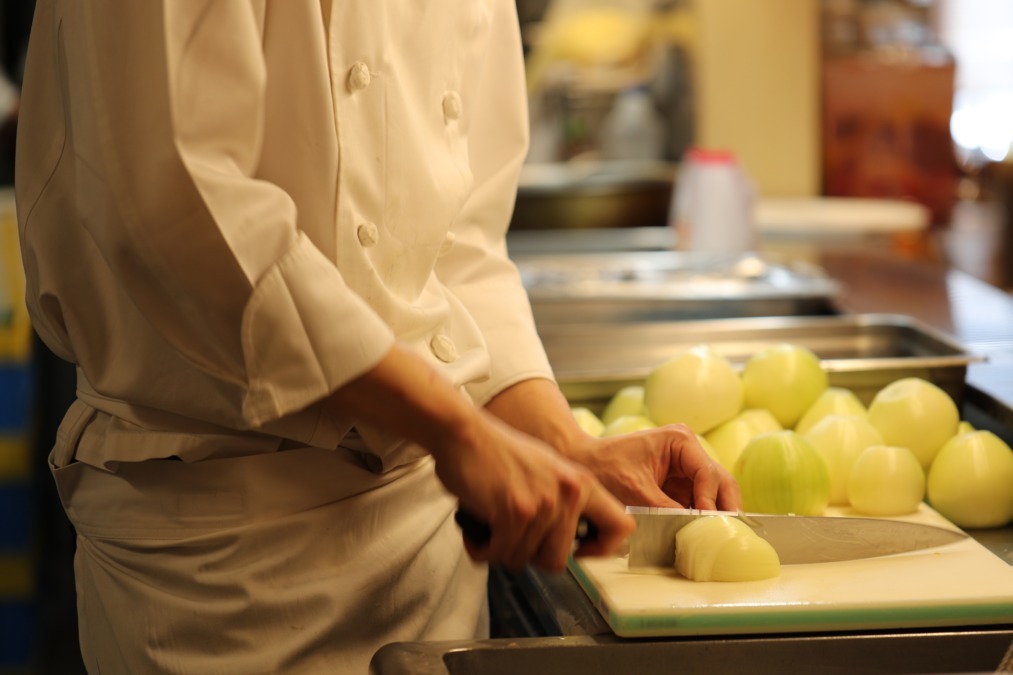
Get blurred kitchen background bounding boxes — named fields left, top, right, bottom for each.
left=1, top=0, right=1013, bottom=673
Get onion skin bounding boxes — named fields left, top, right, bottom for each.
left=734, top=431, right=831, bottom=516
left=675, top=516, right=780, bottom=582
left=927, top=431, right=1013, bottom=528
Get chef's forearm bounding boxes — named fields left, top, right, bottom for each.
left=483, top=378, right=592, bottom=460
left=320, top=342, right=484, bottom=462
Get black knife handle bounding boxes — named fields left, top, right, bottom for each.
left=454, top=509, right=599, bottom=547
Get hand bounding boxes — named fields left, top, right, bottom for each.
left=430, top=411, right=634, bottom=572
left=567, top=423, right=741, bottom=511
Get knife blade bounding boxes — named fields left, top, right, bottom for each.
left=627, top=506, right=968, bottom=567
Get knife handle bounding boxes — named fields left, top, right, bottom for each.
left=454, top=509, right=599, bottom=548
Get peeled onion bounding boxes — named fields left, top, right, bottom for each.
left=601, top=414, right=656, bottom=437
left=795, top=387, right=867, bottom=436
left=601, top=385, right=646, bottom=427
left=803, top=415, right=884, bottom=506
left=927, top=430, right=1013, bottom=528
left=675, top=515, right=780, bottom=582
left=741, top=344, right=828, bottom=428
left=571, top=407, right=605, bottom=437
left=733, top=430, right=831, bottom=516
left=866, top=378, right=959, bottom=471
left=847, top=445, right=926, bottom=516
left=705, top=409, right=782, bottom=471
left=643, top=344, right=743, bottom=433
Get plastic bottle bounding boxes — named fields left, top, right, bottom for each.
left=670, top=148, right=757, bottom=253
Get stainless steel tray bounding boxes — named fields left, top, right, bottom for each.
left=541, top=313, right=983, bottom=407
left=516, top=251, right=840, bottom=322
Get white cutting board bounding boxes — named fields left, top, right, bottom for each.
left=569, top=504, right=1013, bottom=638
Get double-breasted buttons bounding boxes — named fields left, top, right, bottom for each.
left=430, top=334, right=458, bottom=363
left=439, top=231, right=457, bottom=255
left=348, top=62, right=371, bottom=92
left=356, top=222, right=378, bottom=247
left=442, top=91, right=462, bottom=123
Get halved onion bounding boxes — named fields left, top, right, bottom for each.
left=733, top=430, right=831, bottom=516
left=675, top=515, right=780, bottom=582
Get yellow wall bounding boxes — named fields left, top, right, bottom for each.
left=693, top=0, right=821, bottom=196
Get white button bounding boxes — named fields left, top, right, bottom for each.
left=442, top=92, right=462, bottom=122
left=348, top=62, right=371, bottom=92
left=430, top=334, right=458, bottom=363
left=356, top=222, right=378, bottom=247
left=439, top=231, right=457, bottom=255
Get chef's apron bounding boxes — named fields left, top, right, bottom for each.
left=50, top=400, right=488, bottom=675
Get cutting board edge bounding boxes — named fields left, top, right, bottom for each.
left=567, top=554, right=1013, bottom=638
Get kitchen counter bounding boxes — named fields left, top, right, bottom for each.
left=514, top=234, right=1013, bottom=631
left=373, top=229, right=1013, bottom=674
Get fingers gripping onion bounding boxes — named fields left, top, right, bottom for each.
left=733, top=431, right=831, bottom=516
left=675, top=515, right=780, bottom=582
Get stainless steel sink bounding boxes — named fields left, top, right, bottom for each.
left=371, top=630, right=1013, bottom=675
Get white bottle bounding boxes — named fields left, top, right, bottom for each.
left=670, top=148, right=757, bottom=253
left=599, top=86, right=666, bottom=162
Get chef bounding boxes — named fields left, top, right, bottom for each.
left=15, top=1, right=740, bottom=673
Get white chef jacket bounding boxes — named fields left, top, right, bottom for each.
left=16, top=0, right=553, bottom=466
left=16, top=1, right=552, bottom=673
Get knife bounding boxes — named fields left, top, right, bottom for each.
left=627, top=506, right=968, bottom=567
